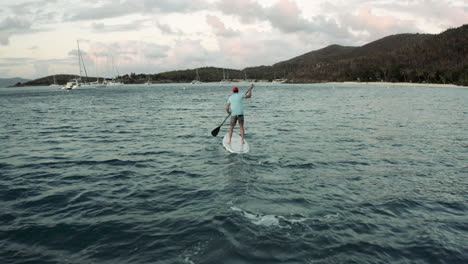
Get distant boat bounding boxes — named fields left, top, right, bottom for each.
left=49, top=75, right=60, bottom=87
left=63, top=40, right=86, bottom=90
left=145, top=78, right=152, bottom=85
left=63, top=79, right=80, bottom=90
left=220, top=68, right=230, bottom=83
left=90, top=77, right=105, bottom=87
left=191, top=68, right=202, bottom=84
left=272, top=79, right=287, bottom=83
left=103, top=56, right=123, bottom=86
left=103, top=78, right=123, bottom=86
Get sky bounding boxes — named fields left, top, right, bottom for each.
left=0, top=0, right=466, bottom=79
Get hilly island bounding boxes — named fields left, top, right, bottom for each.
left=11, top=24, right=468, bottom=87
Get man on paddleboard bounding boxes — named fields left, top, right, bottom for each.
left=226, top=84, right=254, bottom=144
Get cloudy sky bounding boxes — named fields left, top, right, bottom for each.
left=0, top=0, right=466, bottom=79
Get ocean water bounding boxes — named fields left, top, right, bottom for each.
left=0, top=83, right=467, bottom=264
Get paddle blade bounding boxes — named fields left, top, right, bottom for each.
left=211, top=126, right=221, bottom=137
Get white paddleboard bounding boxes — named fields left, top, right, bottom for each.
left=223, top=133, right=249, bottom=154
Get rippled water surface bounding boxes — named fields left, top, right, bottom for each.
left=1, top=83, right=467, bottom=264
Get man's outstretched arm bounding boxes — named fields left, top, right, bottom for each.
left=245, top=84, right=254, bottom=98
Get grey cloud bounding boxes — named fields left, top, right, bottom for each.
left=375, top=0, right=464, bottom=16
left=215, top=0, right=308, bottom=32
left=0, top=17, right=32, bottom=31
left=307, top=16, right=351, bottom=39
left=5, top=0, right=59, bottom=23
left=265, top=6, right=349, bottom=39
left=215, top=0, right=266, bottom=24
left=317, top=0, right=465, bottom=42
left=87, top=41, right=170, bottom=60
left=0, top=16, right=33, bottom=45
left=35, top=11, right=60, bottom=23
left=92, top=52, right=112, bottom=58
left=337, top=6, right=420, bottom=42
left=67, top=0, right=211, bottom=21
left=205, top=15, right=239, bottom=38
left=263, top=3, right=308, bottom=33
left=156, top=22, right=174, bottom=34
left=0, top=32, right=9, bottom=45
left=91, top=20, right=147, bottom=33
left=0, top=0, right=55, bottom=45
left=215, top=0, right=351, bottom=40
left=7, top=1, right=35, bottom=16
left=113, top=42, right=168, bottom=56
left=67, top=1, right=131, bottom=21
left=83, top=40, right=172, bottom=74
left=0, top=57, right=33, bottom=66
left=147, top=52, right=167, bottom=59
left=160, top=38, right=213, bottom=67
left=146, top=0, right=210, bottom=13
left=68, top=50, right=87, bottom=57
left=156, top=22, right=181, bottom=35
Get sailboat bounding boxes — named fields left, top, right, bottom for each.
left=63, top=79, right=80, bottom=90
left=49, top=75, right=60, bottom=87
left=90, top=76, right=105, bottom=87
left=220, top=68, right=230, bottom=83
left=63, top=40, right=85, bottom=90
left=104, top=56, right=123, bottom=86
left=145, top=77, right=152, bottom=85
left=191, top=68, right=202, bottom=84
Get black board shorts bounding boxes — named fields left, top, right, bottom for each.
left=230, top=115, right=244, bottom=126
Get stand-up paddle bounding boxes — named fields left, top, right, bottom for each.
left=211, top=114, right=230, bottom=137
left=211, top=84, right=254, bottom=137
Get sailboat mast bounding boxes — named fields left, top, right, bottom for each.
left=112, top=56, right=120, bottom=78
left=77, top=40, right=89, bottom=83
left=77, top=40, right=82, bottom=82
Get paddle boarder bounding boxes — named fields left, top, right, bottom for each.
left=226, top=84, right=254, bottom=144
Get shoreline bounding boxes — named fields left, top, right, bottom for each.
left=325, top=81, right=467, bottom=88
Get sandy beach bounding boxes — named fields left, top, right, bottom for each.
left=327, top=81, right=467, bottom=88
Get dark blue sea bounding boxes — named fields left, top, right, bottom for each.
left=1, top=83, right=467, bottom=264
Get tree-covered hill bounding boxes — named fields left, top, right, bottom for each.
left=268, top=24, right=467, bottom=85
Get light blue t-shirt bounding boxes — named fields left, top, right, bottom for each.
left=227, top=93, right=246, bottom=116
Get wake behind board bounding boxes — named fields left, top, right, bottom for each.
left=223, top=133, right=249, bottom=154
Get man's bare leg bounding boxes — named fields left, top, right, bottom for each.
left=228, top=123, right=235, bottom=144
left=240, top=123, right=245, bottom=144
